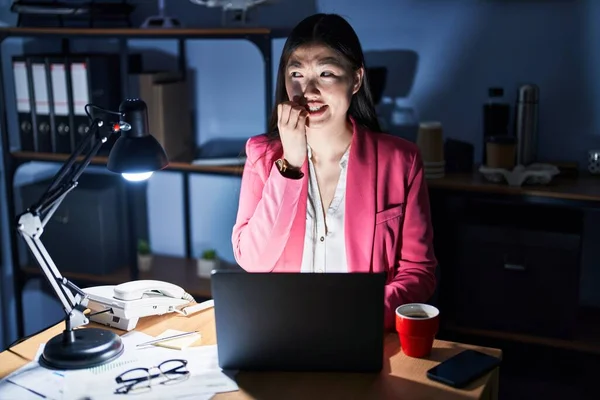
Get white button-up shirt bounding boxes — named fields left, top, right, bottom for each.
left=300, top=145, right=350, bottom=273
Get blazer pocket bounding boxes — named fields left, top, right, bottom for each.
left=375, top=204, right=404, bottom=224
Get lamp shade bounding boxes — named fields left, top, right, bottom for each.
left=107, top=99, right=168, bottom=174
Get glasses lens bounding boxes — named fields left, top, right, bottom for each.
left=117, top=368, right=151, bottom=394
left=159, top=360, right=189, bottom=384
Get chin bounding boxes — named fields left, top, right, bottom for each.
left=306, top=118, right=328, bottom=130
left=308, top=114, right=345, bottom=129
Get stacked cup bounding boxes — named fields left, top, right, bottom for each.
left=416, top=121, right=445, bottom=179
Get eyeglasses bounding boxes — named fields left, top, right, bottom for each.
left=114, top=359, right=190, bottom=395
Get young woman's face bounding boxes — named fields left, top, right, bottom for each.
left=284, top=43, right=363, bottom=130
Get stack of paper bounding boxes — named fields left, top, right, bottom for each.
left=0, top=331, right=239, bottom=400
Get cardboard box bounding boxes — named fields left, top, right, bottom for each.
left=138, top=71, right=194, bottom=162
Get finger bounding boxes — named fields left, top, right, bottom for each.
left=283, top=103, right=294, bottom=125
left=296, top=109, right=308, bottom=129
left=289, top=106, right=302, bottom=129
left=292, top=95, right=305, bottom=106
left=278, top=102, right=292, bottom=126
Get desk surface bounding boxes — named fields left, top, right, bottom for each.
left=427, top=173, right=600, bottom=203
left=0, top=309, right=502, bottom=400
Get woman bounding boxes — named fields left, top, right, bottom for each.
left=231, top=13, right=437, bottom=330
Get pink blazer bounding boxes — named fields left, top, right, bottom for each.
left=231, top=118, right=438, bottom=330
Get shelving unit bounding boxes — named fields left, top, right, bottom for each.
left=428, top=181, right=600, bottom=355
left=0, top=26, right=287, bottom=338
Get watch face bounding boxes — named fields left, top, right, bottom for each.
left=276, top=159, right=285, bottom=171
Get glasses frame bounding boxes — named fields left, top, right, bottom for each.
left=114, top=358, right=190, bottom=395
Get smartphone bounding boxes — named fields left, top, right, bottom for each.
left=426, top=349, right=501, bottom=388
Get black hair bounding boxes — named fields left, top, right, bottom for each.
left=267, top=13, right=382, bottom=139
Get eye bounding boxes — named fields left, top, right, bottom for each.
left=321, top=71, right=335, bottom=78
left=290, top=72, right=302, bottom=78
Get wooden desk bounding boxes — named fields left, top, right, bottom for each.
left=0, top=309, right=502, bottom=400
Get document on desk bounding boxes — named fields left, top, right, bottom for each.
left=0, top=377, right=50, bottom=400
left=65, top=342, right=238, bottom=399
left=0, top=343, right=67, bottom=399
left=1, top=363, right=66, bottom=399
left=0, top=331, right=238, bottom=400
left=0, top=331, right=151, bottom=399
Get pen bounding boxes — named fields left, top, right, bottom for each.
left=136, top=331, right=200, bottom=347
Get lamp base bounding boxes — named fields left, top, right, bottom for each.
left=39, top=328, right=124, bottom=370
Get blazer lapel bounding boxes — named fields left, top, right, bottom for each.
left=345, top=119, right=376, bottom=273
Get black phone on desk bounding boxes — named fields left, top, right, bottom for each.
left=426, top=349, right=501, bottom=388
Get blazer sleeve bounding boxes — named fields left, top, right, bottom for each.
left=383, top=150, right=438, bottom=330
left=231, top=138, right=305, bottom=271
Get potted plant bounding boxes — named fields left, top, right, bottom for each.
left=137, top=239, right=152, bottom=272
left=197, top=248, right=219, bottom=278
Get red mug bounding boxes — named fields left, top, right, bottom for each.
left=395, top=303, right=440, bottom=358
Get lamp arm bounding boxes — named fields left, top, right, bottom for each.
left=33, top=118, right=113, bottom=215
left=42, top=119, right=98, bottom=199
left=16, top=116, right=118, bottom=333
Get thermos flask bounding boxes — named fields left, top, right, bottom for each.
left=515, top=84, right=539, bottom=166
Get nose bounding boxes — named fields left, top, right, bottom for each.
left=303, top=78, right=320, bottom=98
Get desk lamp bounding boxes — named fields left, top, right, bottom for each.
left=16, top=98, right=168, bottom=370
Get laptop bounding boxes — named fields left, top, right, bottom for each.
left=210, top=270, right=386, bottom=372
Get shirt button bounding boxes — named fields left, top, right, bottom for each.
left=320, top=236, right=324, bottom=242
left=316, top=268, right=323, bottom=273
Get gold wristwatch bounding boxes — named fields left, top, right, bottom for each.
left=275, top=158, right=304, bottom=179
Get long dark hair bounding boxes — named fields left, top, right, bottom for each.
left=267, top=13, right=382, bottom=139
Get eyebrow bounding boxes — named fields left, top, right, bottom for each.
left=287, top=57, right=344, bottom=68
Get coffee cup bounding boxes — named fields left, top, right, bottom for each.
left=395, top=303, right=439, bottom=358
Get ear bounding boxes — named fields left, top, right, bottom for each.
left=352, top=67, right=364, bottom=95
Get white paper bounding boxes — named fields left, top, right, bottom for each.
left=0, top=342, right=71, bottom=400
left=185, top=369, right=238, bottom=394
left=0, top=378, right=49, bottom=400
left=0, top=331, right=238, bottom=400
left=64, top=342, right=238, bottom=399
left=3, top=361, right=66, bottom=399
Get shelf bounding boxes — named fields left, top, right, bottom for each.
left=21, top=254, right=216, bottom=299
left=442, top=306, right=600, bottom=355
left=12, top=151, right=244, bottom=176
left=0, top=26, right=290, bottom=40
left=428, top=173, right=600, bottom=203
left=12, top=151, right=600, bottom=201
